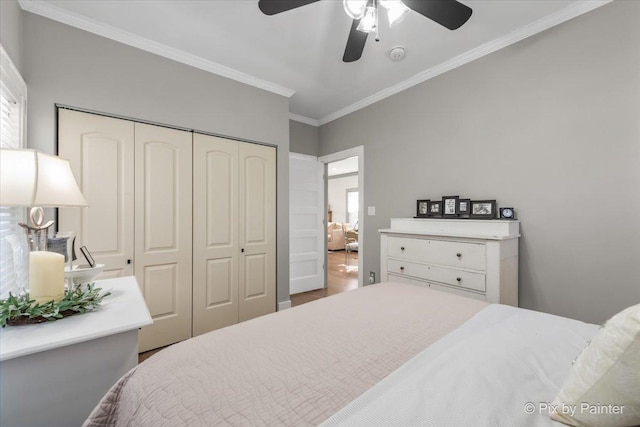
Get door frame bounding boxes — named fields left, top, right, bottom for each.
left=319, top=146, right=364, bottom=288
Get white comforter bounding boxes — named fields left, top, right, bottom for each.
left=322, top=304, right=599, bottom=427
left=84, top=283, right=488, bottom=426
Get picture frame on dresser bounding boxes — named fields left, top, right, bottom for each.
left=416, top=200, right=430, bottom=218
left=427, top=200, right=442, bottom=217
left=80, top=246, right=96, bottom=267
left=469, top=200, right=496, bottom=219
left=458, top=199, right=471, bottom=218
left=442, top=196, right=459, bottom=217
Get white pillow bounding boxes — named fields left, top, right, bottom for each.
left=551, top=304, right=640, bottom=427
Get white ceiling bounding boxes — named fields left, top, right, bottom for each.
left=20, top=0, right=608, bottom=125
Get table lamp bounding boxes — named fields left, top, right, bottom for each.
left=0, top=149, right=87, bottom=303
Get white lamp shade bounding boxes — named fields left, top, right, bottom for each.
left=0, top=149, right=88, bottom=207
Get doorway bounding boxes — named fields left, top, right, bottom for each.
left=322, top=147, right=364, bottom=292
left=326, top=157, right=359, bottom=293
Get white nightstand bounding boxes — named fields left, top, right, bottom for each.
left=0, top=276, right=152, bottom=427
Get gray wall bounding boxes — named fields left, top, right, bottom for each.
left=0, top=0, right=24, bottom=73
left=319, top=1, right=640, bottom=324
left=289, top=119, right=319, bottom=156
left=22, top=13, right=292, bottom=304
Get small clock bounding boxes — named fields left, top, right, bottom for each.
left=499, top=207, right=516, bottom=220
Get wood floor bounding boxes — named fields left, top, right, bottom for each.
left=139, top=346, right=165, bottom=364
left=139, top=251, right=358, bottom=363
left=290, top=250, right=358, bottom=307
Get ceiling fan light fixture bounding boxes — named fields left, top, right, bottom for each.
left=343, top=0, right=367, bottom=20
left=380, top=0, right=410, bottom=27
left=356, top=4, right=377, bottom=33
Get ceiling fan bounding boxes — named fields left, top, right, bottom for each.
left=258, top=0, right=473, bottom=62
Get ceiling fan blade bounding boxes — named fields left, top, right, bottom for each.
left=258, top=0, right=321, bottom=15
left=343, top=19, right=368, bottom=63
left=401, top=0, right=472, bottom=30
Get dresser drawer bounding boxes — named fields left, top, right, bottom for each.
left=387, top=259, right=486, bottom=292
left=388, top=274, right=486, bottom=302
left=387, top=236, right=486, bottom=270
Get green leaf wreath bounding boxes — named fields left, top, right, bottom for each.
left=0, top=284, right=111, bottom=327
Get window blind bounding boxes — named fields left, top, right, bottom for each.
left=0, top=56, right=27, bottom=298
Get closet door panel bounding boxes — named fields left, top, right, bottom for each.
left=244, top=156, right=267, bottom=243
left=142, top=142, right=178, bottom=252
left=206, top=258, right=233, bottom=306
left=144, top=263, right=178, bottom=317
left=244, top=254, right=267, bottom=298
left=135, top=123, right=192, bottom=352
left=82, top=141, right=119, bottom=253
left=192, top=134, right=239, bottom=336
left=58, top=109, right=134, bottom=279
left=238, top=142, right=276, bottom=322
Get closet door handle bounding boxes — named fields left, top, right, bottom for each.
left=127, top=259, right=132, bottom=264
left=241, top=248, right=245, bottom=253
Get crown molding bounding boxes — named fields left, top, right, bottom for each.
left=317, top=0, right=612, bottom=126
left=18, top=0, right=611, bottom=126
left=288, top=113, right=319, bottom=127
left=18, top=0, right=296, bottom=98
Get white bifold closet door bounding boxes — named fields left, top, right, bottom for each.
left=59, top=110, right=275, bottom=350
left=192, top=134, right=276, bottom=336
left=134, top=123, right=193, bottom=352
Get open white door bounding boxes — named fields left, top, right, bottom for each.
left=289, top=153, right=324, bottom=295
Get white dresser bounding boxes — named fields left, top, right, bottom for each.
left=380, top=218, right=519, bottom=305
left=0, top=276, right=152, bottom=427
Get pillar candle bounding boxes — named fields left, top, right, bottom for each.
left=29, top=251, right=65, bottom=304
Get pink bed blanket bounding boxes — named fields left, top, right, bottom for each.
left=84, top=282, right=487, bottom=426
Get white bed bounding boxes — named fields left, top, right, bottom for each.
left=84, top=282, right=603, bottom=427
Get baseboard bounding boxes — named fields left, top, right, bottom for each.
left=278, top=300, right=292, bottom=311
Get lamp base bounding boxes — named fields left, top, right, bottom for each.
left=19, top=207, right=55, bottom=251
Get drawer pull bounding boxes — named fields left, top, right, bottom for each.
left=456, top=253, right=462, bottom=258
left=400, top=246, right=405, bottom=251
left=456, top=277, right=462, bottom=282
left=400, top=266, right=405, bottom=271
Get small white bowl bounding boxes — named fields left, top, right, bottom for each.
left=65, top=264, right=105, bottom=285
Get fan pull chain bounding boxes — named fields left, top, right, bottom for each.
left=374, top=0, right=380, bottom=42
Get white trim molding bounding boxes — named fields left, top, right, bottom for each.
left=0, top=44, right=28, bottom=150
left=289, top=113, right=319, bottom=127
left=0, top=45, right=27, bottom=97
left=277, top=300, right=292, bottom=311
left=18, top=0, right=295, bottom=99
left=317, top=0, right=612, bottom=126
